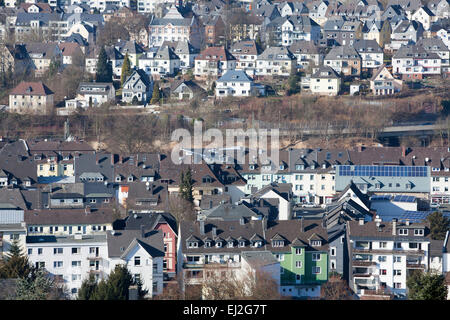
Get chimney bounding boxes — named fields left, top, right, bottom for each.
left=199, top=220, right=205, bottom=235
left=357, top=145, right=364, bottom=152
left=212, top=226, right=217, bottom=238
left=240, top=217, right=245, bottom=225
left=405, top=219, right=410, bottom=226
left=300, top=217, right=304, bottom=232
left=359, top=218, right=364, bottom=225
left=110, top=154, right=115, bottom=166
left=96, top=155, right=99, bottom=165
left=140, top=225, right=145, bottom=238
left=322, top=218, right=326, bottom=228
left=85, top=206, right=91, bottom=214
left=209, top=200, right=213, bottom=209
left=392, top=218, right=397, bottom=235
left=136, top=154, right=139, bottom=167
left=401, top=146, right=407, bottom=157
left=119, top=155, right=123, bottom=163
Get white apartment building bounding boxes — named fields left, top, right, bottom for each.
left=215, top=70, right=257, bottom=98
left=255, top=46, right=297, bottom=77
left=392, top=44, right=442, bottom=78
left=348, top=218, right=431, bottom=299
left=137, top=0, right=177, bottom=13
left=138, top=46, right=181, bottom=77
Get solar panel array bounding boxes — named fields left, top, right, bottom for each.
left=337, top=165, right=428, bottom=177
left=398, top=211, right=450, bottom=223
left=370, top=195, right=392, bottom=201
left=393, top=195, right=416, bottom=203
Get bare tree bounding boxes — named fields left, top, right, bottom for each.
left=320, top=274, right=354, bottom=300
left=168, top=193, right=197, bottom=224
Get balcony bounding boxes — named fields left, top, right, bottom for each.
left=353, top=248, right=424, bottom=255
left=353, top=260, right=377, bottom=267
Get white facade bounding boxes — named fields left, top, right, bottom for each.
left=26, top=235, right=108, bottom=297
left=393, top=54, right=441, bottom=76
left=137, top=0, right=177, bottom=13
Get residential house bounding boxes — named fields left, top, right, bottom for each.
left=137, top=0, right=178, bottom=14
left=389, top=20, right=424, bottom=50
left=148, top=5, right=202, bottom=49
left=58, top=42, right=83, bottom=66
left=279, top=16, right=321, bottom=46
left=115, top=40, right=145, bottom=69
left=255, top=46, right=297, bottom=77
left=348, top=218, right=431, bottom=299
left=121, top=69, right=153, bottom=104
left=323, top=45, right=362, bottom=76
left=24, top=42, right=63, bottom=76
left=9, top=81, right=54, bottom=114
left=362, top=20, right=392, bottom=48
left=215, top=70, right=265, bottom=98
left=411, top=6, right=436, bottom=31
left=194, top=46, right=236, bottom=81
left=370, top=64, right=403, bottom=95
left=121, top=212, right=178, bottom=279
left=352, top=39, right=384, bottom=72
left=417, top=37, right=450, bottom=73
left=0, top=206, right=26, bottom=259
left=203, top=15, right=226, bottom=46
left=288, top=40, right=322, bottom=70
left=230, top=40, right=260, bottom=77
left=65, top=82, right=115, bottom=109
left=138, top=45, right=180, bottom=78
left=0, top=44, right=32, bottom=75
left=322, top=19, right=362, bottom=46
left=307, top=65, right=341, bottom=96
left=392, top=44, right=442, bottom=79
left=85, top=45, right=124, bottom=80
left=106, top=228, right=164, bottom=297
left=169, top=79, right=206, bottom=100
left=427, top=0, right=450, bottom=19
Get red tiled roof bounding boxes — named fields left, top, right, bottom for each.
left=58, top=42, right=81, bottom=56
left=195, top=46, right=235, bottom=62
left=10, top=81, right=54, bottom=96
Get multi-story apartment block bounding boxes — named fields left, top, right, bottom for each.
left=352, top=39, right=384, bottom=71
left=322, top=19, right=362, bottom=46
left=392, top=44, right=442, bottom=80
left=348, top=218, right=431, bottom=299
left=230, top=40, right=259, bottom=77
left=288, top=40, right=322, bottom=70
left=148, top=5, right=202, bottom=49
left=9, top=81, right=54, bottom=115
left=137, top=0, right=177, bottom=13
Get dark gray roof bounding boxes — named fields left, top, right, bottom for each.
left=200, top=202, right=262, bottom=221
left=241, top=251, right=278, bottom=268
left=24, top=207, right=116, bottom=225
left=311, top=65, right=340, bottom=79
left=74, top=153, right=115, bottom=183
left=106, top=229, right=165, bottom=258
left=122, top=212, right=177, bottom=236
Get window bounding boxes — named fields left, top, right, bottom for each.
left=134, top=256, right=141, bottom=266
left=10, top=234, right=19, bottom=240
left=53, top=261, right=63, bottom=268
left=394, top=270, right=401, bottom=276
left=394, top=283, right=402, bottom=289
left=275, top=254, right=284, bottom=262
left=72, top=274, right=81, bottom=281
left=295, top=248, right=302, bottom=255
left=414, top=229, right=424, bottom=236
left=398, top=229, right=408, bottom=235
left=409, top=242, right=418, bottom=249
left=330, top=247, right=336, bottom=256
left=28, top=248, right=32, bottom=255
left=378, top=256, right=387, bottom=262
left=380, top=269, right=387, bottom=275
left=295, top=261, right=302, bottom=268
left=72, top=247, right=80, bottom=254
left=379, top=242, right=387, bottom=248
left=72, top=261, right=81, bottom=267
left=394, top=256, right=401, bottom=263
left=312, top=267, right=321, bottom=274
left=187, top=242, right=198, bottom=248
left=394, top=242, right=402, bottom=249
left=312, top=253, right=321, bottom=261
left=53, top=248, right=63, bottom=255
left=38, top=248, right=43, bottom=255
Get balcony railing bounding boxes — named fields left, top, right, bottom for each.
left=353, top=261, right=377, bottom=267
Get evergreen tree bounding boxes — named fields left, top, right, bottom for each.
left=0, top=239, right=34, bottom=279
left=150, top=82, right=160, bottom=104
left=87, top=265, right=134, bottom=300
left=96, top=46, right=112, bottom=83
left=426, top=211, right=450, bottom=240
left=14, top=269, right=62, bottom=300
left=180, top=169, right=194, bottom=203
left=121, top=53, right=132, bottom=87
left=77, top=274, right=98, bottom=300
left=407, top=271, right=448, bottom=300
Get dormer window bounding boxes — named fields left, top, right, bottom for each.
left=310, top=240, right=322, bottom=247
left=215, top=241, right=222, bottom=248
left=127, top=175, right=134, bottom=182
left=414, top=229, right=424, bottom=236
left=272, top=240, right=284, bottom=247
left=252, top=241, right=262, bottom=248
left=34, top=154, right=42, bottom=160
left=63, top=155, right=70, bottom=160
left=296, top=164, right=305, bottom=170
left=205, top=241, right=211, bottom=248
left=279, top=164, right=285, bottom=170
left=115, top=175, right=121, bottom=182
left=399, top=229, right=408, bottom=235
left=239, top=240, right=245, bottom=247
left=187, top=241, right=198, bottom=248
left=249, top=165, right=255, bottom=170
left=227, top=241, right=234, bottom=248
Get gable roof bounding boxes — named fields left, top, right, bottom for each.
left=106, top=229, right=165, bottom=258
left=10, top=81, right=53, bottom=96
